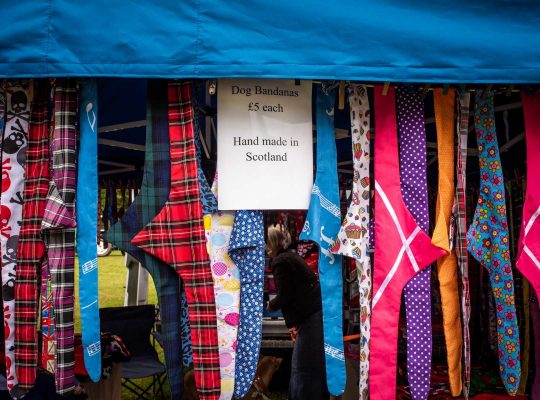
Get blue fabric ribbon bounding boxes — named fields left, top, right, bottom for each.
left=229, top=210, right=265, bottom=398
left=76, top=79, right=102, bottom=381
left=300, top=84, right=345, bottom=396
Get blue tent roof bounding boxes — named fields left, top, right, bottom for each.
left=1, top=1, right=540, bottom=82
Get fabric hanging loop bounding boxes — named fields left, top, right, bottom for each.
left=452, top=92, right=471, bottom=398
left=330, top=84, right=371, bottom=399
left=229, top=210, right=265, bottom=399
left=300, top=84, right=345, bottom=396
left=13, top=80, right=49, bottom=394
left=131, top=81, right=221, bottom=400
left=432, top=88, right=462, bottom=396
left=105, top=79, right=187, bottom=399
left=369, top=85, right=445, bottom=400
left=203, top=173, right=240, bottom=400
left=40, top=79, right=79, bottom=394
left=517, top=91, right=540, bottom=300
left=466, top=91, right=521, bottom=395
left=76, top=79, right=102, bottom=382
left=396, top=86, right=435, bottom=400
left=1, top=80, right=30, bottom=394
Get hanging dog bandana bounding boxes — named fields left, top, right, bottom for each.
left=193, top=96, right=218, bottom=215
left=452, top=92, right=471, bottom=398
left=517, top=91, right=540, bottom=300
left=369, top=85, right=445, bottom=400
left=330, top=84, right=371, bottom=399
left=466, top=91, right=520, bottom=395
left=76, top=79, right=102, bottom=382
left=1, top=80, right=30, bottom=393
left=204, top=174, right=240, bottom=400
left=40, top=262, right=55, bottom=373
left=40, top=79, right=79, bottom=394
left=105, top=79, right=185, bottom=399
left=396, top=86, right=434, bottom=400
left=299, top=84, right=345, bottom=396
left=432, top=88, right=462, bottom=396
left=229, top=210, right=265, bottom=399
left=131, top=81, right=221, bottom=400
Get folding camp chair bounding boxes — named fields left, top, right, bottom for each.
left=100, top=305, right=166, bottom=400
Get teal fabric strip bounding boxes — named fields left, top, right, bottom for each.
left=299, top=84, right=345, bottom=396
left=76, top=79, right=102, bottom=381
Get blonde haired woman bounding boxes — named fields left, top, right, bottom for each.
left=266, top=225, right=328, bottom=400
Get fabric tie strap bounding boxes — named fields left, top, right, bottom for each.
left=396, top=86, right=435, bottom=400
left=330, top=84, right=371, bottom=399
left=300, top=84, right=345, bottom=396
left=369, top=85, right=445, bottom=400
left=131, top=81, right=221, bottom=400
left=105, top=80, right=186, bottom=399
left=41, top=79, right=79, bottom=394
left=230, top=210, right=265, bottom=399
left=14, top=80, right=49, bottom=393
left=432, top=88, right=462, bottom=396
left=466, top=91, right=521, bottom=395
left=517, top=91, right=540, bottom=300
left=76, top=79, right=102, bottom=382
left=204, top=173, right=240, bottom=400
left=452, top=92, right=471, bottom=398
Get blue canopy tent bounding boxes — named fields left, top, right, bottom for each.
left=1, top=1, right=538, bottom=174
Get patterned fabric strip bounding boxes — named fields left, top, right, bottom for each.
left=41, top=79, right=78, bottom=394
left=204, top=173, right=240, bottom=400
left=105, top=79, right=185, bottom=399
left=452, top=92, right=471, bottom=398
left=40, top=262, right=55, bottom=373
left=229, top=210, right=265, bottom=398
left=396, top=86, right=432, bottom=400
left=76, top=79, right=102, bottom=382
left=131, top=81, right=221, bottom=400
left=466, top=91, right=520, bottom=395
left=14, top=80, right=50, bottom=393
left=330, top=84, right=371, bottom=399
left=300, top=84, right=345, bottom=396
left=1, top=80, right=30, bottom=393
left=432, top=88, right=462, bottom=396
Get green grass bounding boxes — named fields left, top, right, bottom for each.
left=74, top=250, right=287, bottom=399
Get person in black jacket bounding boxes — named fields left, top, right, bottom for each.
left=266, top=225, right=328, bottom=400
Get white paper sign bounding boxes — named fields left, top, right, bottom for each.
left=217, top=79, right=313, bottom=210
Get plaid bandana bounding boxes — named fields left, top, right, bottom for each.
left=452, top=92, right=471, bottom=398
left=41, top=79, right=78, bottom=394
left=105, top=79, right=186, bottom=399
left=131, top=81, right=221, bottom=400
left=1, top=80, right=30, bottom=393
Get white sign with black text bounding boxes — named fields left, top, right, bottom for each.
left=217, top=79, right=313, bottom=210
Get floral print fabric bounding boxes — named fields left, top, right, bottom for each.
left=466, top=91, right=521, bottom=395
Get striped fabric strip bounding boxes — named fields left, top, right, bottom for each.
left=14, top=80, right=50, bottom=393
left=41, top=79, right=78, bottom=394
left=105, top=79, right=186, bottom=399
left=132, top=81, right=221, bottom=400
left=453, top=92, right=471, bottom=398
